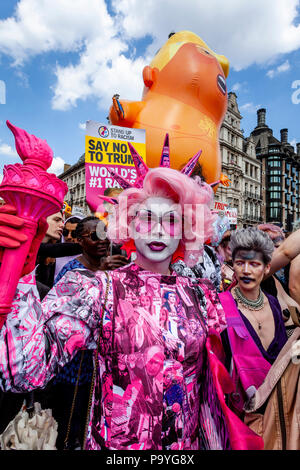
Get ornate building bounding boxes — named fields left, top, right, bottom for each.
left=250, top=108, right=300, bottom=231
left=215, top=92, right=263, bottom=227
left=59, top=154, right=90, bottom=215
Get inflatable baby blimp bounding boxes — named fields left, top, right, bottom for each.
left=109, top=31, right=229, bottom=187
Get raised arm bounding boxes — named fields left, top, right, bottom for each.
left=268, top=229, right=300, bottom=276
left=288, top=254, right=300, bottom=306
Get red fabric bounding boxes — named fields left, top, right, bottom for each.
left=121, top=238, right=136, bottom=258
left=171, top=241, right=185, bottom=263
left=206, top=333, right=264, bottom=450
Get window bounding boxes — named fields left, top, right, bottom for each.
left=270, top=192, right=281, bottom=200
left=269, top=207, right=281, bottom=219
left=268, top=160, right=281, bottom=168
left=269, top=175, right=281, bottom=183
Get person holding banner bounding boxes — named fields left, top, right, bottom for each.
left=0, top=142, right=266, bottom=451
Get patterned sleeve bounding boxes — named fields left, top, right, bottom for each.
left=0, top=269, right=108, bottom=393
left=200, top=280, right=227, bottom=335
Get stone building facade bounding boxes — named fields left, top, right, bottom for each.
left=215, top=92, right=263, bottom=227
left=59, top=154, right=90, bottom=216
left=250, top=108, right=300, bottom=231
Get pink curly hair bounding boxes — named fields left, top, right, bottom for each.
left=257, top=223, right=285, bottom=241
left=107, top=167, right=216, bottom=267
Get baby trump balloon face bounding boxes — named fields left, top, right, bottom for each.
left=130, top=197, right=181, bottom=263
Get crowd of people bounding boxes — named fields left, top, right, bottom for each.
left=0, top=161, right=299, bottom=451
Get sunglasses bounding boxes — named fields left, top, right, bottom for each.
left=134, top=210, right=182, bottom=235
left=62, top=228, right=77, bottom=238
left=80, top=231, right=101, bottom=242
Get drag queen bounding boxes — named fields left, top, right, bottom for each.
left=0, top=143, right=261, bottom=450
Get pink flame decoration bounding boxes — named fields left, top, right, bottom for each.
left=0, top=121, right=68, bottom=329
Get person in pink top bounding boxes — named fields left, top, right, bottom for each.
left=219, top=228, right=288, bottom=417
left=0, top=143, right=263, bottom=450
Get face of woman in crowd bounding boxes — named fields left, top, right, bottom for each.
left=218, top=230, right=232, bottom=262
left=233, top=249, right=270, bottom=292
left=78, top=220, right=109, bottom=258
left=131, top=197, right=181, bottom=264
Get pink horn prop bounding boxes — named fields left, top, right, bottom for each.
left=159, top=133, right=170, bottom=168
left=0, top=121, right=68, bottom=329
left=180, top=150, right=202, bottom=176
left=106, top=168, right=134, bottom=189
left=98, top=195, right=119, bottom=205
left=127, top=142, right=149, bottom=177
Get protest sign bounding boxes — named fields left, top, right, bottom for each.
left=213, top=201, right=238, bottom=226
left=85, top=121, right=146, bottom=213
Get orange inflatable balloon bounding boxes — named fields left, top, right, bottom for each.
left=109, top=31, right=229, bottom=187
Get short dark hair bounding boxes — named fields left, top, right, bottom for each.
left=65, top=217, right=81, bottom=225
left=74, top=216, right=102, bottom=239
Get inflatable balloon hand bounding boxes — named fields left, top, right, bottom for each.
left=220, top=174, right=231, bottom=187
left=112, top=94, right=125, bottom=120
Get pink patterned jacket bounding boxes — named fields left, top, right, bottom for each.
left=0, top=262, right=231, bottom=450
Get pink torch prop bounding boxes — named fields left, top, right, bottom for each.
left=0, top=121, right=68, bottom=329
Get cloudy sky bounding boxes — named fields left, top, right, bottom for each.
left=0, top=0, right=299, bottom=178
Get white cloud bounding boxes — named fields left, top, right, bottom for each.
left=0, top=0, right=113, bottom=66
left=0, top=0, right=300, bottom=110
left=231, top=82, right=248, bottom=93
left=266, top=60, right=291, bottom=78
left=0, top=143, right=18, bottom=157
left=78, top=122, right=86, bottom=131
left=240, top=102, right=262, bottom=114
left=112, top=0, right=300, bottom=70
left=48, top=156, right=65, bottom=175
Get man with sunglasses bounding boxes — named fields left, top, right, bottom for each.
left=63, top=216, right=81, bottom=243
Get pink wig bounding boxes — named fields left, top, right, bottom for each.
left=107, top=167, right=216, bottom=267
left=257, top=223, right=285, bottom=241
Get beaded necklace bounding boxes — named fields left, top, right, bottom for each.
left=234, top=286, right=264, bottom=310
left=233, top=286, right=265, bottom=330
